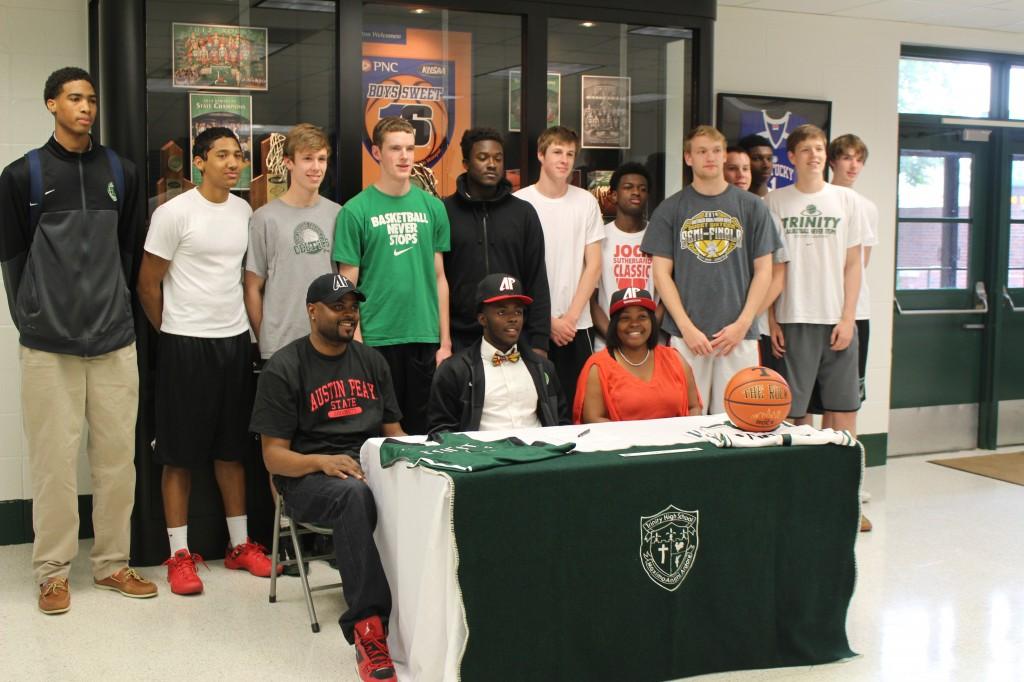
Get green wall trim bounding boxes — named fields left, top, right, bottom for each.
left=860, top=433, right=887, bottom=467
left=0, top=496, right=94, bottom=546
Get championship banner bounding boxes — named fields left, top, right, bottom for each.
left=189, top=93, right=253, bottom=189
left=362, top=28, right=472, bottom=197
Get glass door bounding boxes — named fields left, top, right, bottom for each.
left=889, top=125, right=993, bottom=454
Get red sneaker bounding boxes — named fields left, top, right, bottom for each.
left=163, top=550, right=205, bottom=595
left=224, top=538, right=282, bottom=577
left=354, top=615, right=396, bottom=682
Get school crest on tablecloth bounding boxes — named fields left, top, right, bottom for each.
left=639, top=505, right=699, bottom=592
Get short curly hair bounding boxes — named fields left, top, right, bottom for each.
left=44, top=67, right=94, bottom=102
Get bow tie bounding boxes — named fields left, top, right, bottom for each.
left=491, top=350, right=521, bottom=366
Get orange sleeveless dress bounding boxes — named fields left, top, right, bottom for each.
left=572, top=346, right=697, bottom=423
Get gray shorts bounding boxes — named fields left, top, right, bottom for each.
left=782, top=323, right=859, bottom=417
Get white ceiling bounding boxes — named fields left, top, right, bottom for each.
left=717, top=0, right=1024, bottom=33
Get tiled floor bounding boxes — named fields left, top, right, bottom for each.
left=1, top=450, right=1022, bottom=681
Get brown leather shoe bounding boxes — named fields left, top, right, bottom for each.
left=94, top=567, right=158, bottom=598
left=860, top=514, right=873, bottom=532
left=39, top=577, right=70, bottom=614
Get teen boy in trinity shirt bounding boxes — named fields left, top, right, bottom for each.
left=333, top=116, right=452, bottom=436
left=250, top=273, right=403, bottom=682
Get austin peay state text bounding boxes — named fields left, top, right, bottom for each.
left=310, top=379, right=379, bottom=412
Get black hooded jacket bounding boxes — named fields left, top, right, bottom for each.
left=443, top=174, right=551, bottom=350
left=0, top=136, right=142, bottom=356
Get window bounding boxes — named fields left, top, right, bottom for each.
left=547, top=19, right=692, bottom=212
left=145, top=1, right=337, bottom=208
left=361, top=6, right=522, bottom=197
left=898, top=57, right=990, bottom=118
left=897, top=151, right=973, bottom=289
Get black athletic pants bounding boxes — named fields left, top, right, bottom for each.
left=275, top=472, right=391, bottom=644
left=375, top=342, right=437, bottom=436
left=550, top=328, right=594, bottom=407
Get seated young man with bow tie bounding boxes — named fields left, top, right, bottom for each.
left=427, top=273, right=569, bottom=435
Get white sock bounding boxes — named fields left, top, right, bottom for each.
left=226, top=515, right=248, bottom=548
left=167, top=526, right=188, bottom=554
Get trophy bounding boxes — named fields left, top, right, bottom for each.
left=155, top=141, right=194, bottom=206
left=249, top=133, right=288, bottom=210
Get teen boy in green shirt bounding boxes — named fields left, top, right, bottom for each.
left=333, top=117, right=452, bottom=435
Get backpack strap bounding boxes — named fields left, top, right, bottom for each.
left=25, top=149, right=42, bottom=229
left=104, top=147, right=125, bottom=216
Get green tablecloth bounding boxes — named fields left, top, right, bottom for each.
left=449, top=440, right=860, bottom=681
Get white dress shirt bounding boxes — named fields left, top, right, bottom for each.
left=478, top=338, right=542, bottom=431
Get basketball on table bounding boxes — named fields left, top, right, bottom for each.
left=723, top=367, right=791, bottom=432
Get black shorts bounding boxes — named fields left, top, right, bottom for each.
left=807, top=319, right=869, bottom=414
left=155, top=331, right=254, bottom=468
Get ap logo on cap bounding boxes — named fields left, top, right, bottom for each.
left=333, top=275, right=350, bottom=290
left=499, top=276, right=517, bottom=292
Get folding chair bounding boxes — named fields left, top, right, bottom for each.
left=268, top=491, right=343, bottom=633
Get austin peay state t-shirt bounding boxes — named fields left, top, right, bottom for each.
left=250, top=336, right=402, bottom=456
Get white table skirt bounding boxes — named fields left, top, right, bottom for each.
left=361, top=415, right=728, bottom=681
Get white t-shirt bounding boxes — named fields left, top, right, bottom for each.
left=765, top=183, right=864, bottom=325
left=854, top=193, right=879, bottom=321
left=145, top=188, right=251, bottom=337
left=514, top=184, right=605, bottom=329
left=595, top=220, right=655, bottom=350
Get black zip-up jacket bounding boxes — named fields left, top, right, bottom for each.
left=443, top=174, right=552, bottom=351
left=0, top=136, right=142, bottom=356
left=427, top=339, right=569, bottom=436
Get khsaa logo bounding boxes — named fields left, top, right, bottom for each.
left=420, top=63, right=447, bottom=77
left=639, top=505, right=699, bottom=592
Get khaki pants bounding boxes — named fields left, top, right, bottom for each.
left=20, top=343, right=139, bottom=584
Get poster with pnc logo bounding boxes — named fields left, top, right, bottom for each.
left=362, top=28, right=472, bottom=197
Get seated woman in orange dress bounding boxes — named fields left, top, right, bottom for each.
left=573, top=288, right=701, bottom=423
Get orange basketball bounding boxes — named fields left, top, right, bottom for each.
left=723, top=366, right=791, bottom=432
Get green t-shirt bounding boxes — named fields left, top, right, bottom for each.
left=333, top=185, right=451, bottom=345
left=379, top=432, right=576, bottom=472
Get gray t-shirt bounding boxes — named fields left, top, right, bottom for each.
left=641, top=184, right=780, bottom=339
left=246, top=196, right=341, bottom=358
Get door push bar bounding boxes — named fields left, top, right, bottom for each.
left=894, top=281, right=989, bottom=316
left=1004, top=286, right=1024, bottom=312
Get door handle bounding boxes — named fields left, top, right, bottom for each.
left=1003, top=286, right=1024, bottom=312
left=894, top=281, right=989, bottom=315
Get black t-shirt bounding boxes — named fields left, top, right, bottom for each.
left=250, top=336, right=402, bottom=455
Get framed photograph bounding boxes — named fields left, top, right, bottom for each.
left=172, top=23, right=268, bottom=91
left=189, top=93, right=253, bottom=190
left=716, top=93, right=832, bottom=191
left=508, top=71, right=561, bottom=132
left=581, top=75, right=631, bottom=149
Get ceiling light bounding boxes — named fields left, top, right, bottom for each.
left=580, top=21, right=595, bottom=28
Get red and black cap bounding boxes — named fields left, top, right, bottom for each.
left=476, top=273, right=534, bottom=306
left=609, top=287, right=656, bottom=315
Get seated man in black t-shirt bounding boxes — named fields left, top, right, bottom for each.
left=250, top=273, right=404, bottom=682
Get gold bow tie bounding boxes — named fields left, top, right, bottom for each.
left=491, top=350, right=521, bottom=366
